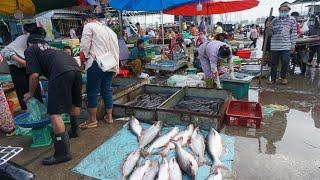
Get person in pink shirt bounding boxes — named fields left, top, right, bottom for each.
left=79, top=13, right=119, bottom=129
left=249, top=24, right=258, bottom=48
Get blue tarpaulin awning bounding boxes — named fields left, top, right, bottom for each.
left=109, top=0, right=209, bottom=11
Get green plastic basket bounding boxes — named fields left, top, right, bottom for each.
left=222, top=81, right=249, bottom=99
left=30, top=126, right=52, bottom=148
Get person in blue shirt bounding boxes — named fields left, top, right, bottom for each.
left=128, top=39, right=150, bottom=76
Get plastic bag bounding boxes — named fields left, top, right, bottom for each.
left=26, top=97, right=47, bottom=122
left=301, top=18, right=309, bottom=34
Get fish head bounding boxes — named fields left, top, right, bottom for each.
left=210, top=128, right=217, bottom=135
left=172, top=126, right=180, bottom=134
left=162, top=157, right=168, bottom=165
left=144, top=160, right=151, bottom=167
left=172, top=139, right=182, bottom=149
left=187, top=124, right=195, bottom=135
left=150, top=161, right=159, bottom=169
left=192, top=127, right=199, bottom=138
left=189, top=161, right=198, bottom=178
left=155, top=121, right=163, bottom=128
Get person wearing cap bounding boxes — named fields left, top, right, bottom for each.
left=267, top=2, right=297, bottom=85
left=23, top=34, right=82, bottom=165
left=198, top=40, right=235, bottom=89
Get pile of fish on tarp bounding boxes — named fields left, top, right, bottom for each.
left=121, top=116, right=228, bottom=180
left=126, top=93, right=171, bottom=108
left=174, top=97, right=225, bottom=115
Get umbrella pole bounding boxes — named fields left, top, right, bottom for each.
left=259, top=8, right=273, bottom=85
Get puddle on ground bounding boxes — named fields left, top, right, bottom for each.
left=223, top=89, right=320, bottom=179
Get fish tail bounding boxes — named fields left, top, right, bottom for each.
left=141, top=149, right=150, bottom=157
left=160, top=148, right=169, bottom=157
left=198, top=156, right=208, bottom=166
left=212, top=158, right=229, bottom=172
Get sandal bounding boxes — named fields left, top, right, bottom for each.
left=79, top=121, right=98, bottom=129
left=103, top=115, right=114, bottom=124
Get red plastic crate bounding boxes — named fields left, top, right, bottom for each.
left=117, top=69, right=130, bottom=77
left=236, top=50, right=251, bottom=59
left=225, top=100, right=263, bottom=128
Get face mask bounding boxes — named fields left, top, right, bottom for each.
left=279, top=12, right=289, bottom=17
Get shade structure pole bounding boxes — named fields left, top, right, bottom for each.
left=119, top=10, right=123, bottom=38
left=161, top=10, right=164, bottom=47
left=259, top=8, right=273, bottom=85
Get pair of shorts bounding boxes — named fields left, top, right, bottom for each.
left=47, top=71, right=82, bottom=115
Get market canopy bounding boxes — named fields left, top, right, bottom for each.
left=0, top=0, right=86, bottom=15
left=164, top=0, right=260, bottom=16
left=109, top=0, right=210, bottom=11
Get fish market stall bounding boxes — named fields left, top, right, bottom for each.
left=238, top=64, right=270, bottom=78
left=145, top=59, right=188, bottom=72
left=113, top=85, right=182, bottom=124
left=157, top=87, right=231, bottom=131
left=72, top=122, right=235, bottom=180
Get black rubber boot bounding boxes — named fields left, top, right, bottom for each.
left=42, top=132, right=71, bottom=165
left=68, top=116, right=79, bottom=138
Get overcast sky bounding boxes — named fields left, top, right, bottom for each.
left=239, top=0, right=296, bottom=19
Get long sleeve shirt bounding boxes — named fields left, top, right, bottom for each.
left=0, top=34, right=29, bottom=67
left=80, top=21, right=119, bottom=73
left=270, top=16, right=297, bottom=51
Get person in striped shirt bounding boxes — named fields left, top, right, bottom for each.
left=267, top=2, right=297, bottom=85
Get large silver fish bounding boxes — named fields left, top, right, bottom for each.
left=146, top=126, right=179, bottom=154
left=157, top=158, right=169, bottom=180
left=206, top=169, right=222, bottom=180
left=173, top=141, right=198, bottom=179
left=129, top=160, right=151, bottom=180
left=190, top=127, right=206, bottom=166
left=142, top=161, right=159, bottom=180
left=207, top=128, right=228, bottom=171
left=168, top=157, right=182, bottom=180
left=121, top=150, right=141, bottom=179
left=160, top=124, right=194, bottom=156
left=129, top=116, right=143, bottom=138
left=139, top=121, right=163, bottom=149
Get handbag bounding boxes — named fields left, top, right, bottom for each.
left=94, top=23, right=119, bottom=72
left=96, top=52, right=118, bottom=72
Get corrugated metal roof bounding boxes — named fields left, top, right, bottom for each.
left=35, top=9, right=85, bottom=18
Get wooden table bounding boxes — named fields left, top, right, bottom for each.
left=296, top=36, right=320, bottom=47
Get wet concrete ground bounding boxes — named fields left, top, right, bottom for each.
left=223, top=68, right=320, bottom=180
left=1, top=70, right=319, bottom=180
left=1, top=40, right=320, bottom=179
